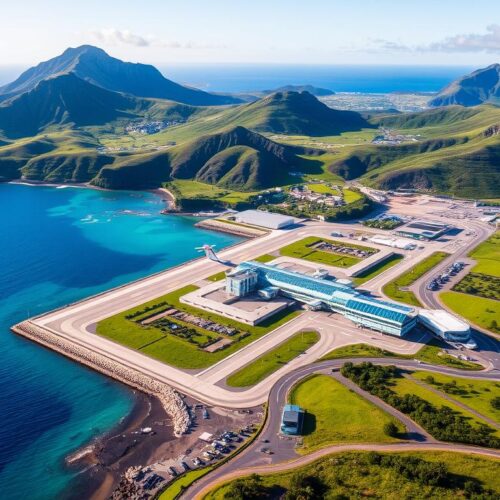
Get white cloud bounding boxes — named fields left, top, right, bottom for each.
left=425, top=24, right=500, bottom=53
left=89, top=28, right=225, bottom=50
left=369, top=25, right=500, bottom=54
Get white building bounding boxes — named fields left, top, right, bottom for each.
left=418, top=309, right=472, bottom=345
left=234, top=210, right=295, bottom=229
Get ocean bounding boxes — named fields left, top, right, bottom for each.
left=0, top=64, right=473, bottom=94
left=0, top=183, right=241, bottom=500
left=159, top=64, right=474, bottom=94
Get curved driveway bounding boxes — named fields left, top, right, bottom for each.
left=183, top=358, right=500, bottom=499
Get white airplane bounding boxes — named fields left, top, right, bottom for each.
left=196, top=244, right=221, bottom=262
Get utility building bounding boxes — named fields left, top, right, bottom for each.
left=281, top=404, right=305, bottom=435
left=233, top=210, right=295, bottom=229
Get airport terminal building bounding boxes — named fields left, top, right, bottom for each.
left=228, top=261, right=418, bottom=336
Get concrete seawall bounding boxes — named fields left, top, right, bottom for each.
left=195, top=219, right=267, bottom=238
left=12, top=321, right=191, bottom=437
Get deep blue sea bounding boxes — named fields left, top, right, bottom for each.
left=159, top=64, right=474, bottom=94
left=0, top=64, right=474, bottom=94
left=0, top=183, right=241, bottom=500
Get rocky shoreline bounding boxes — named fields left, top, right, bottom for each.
left=12, top=321, right=191, bottom=436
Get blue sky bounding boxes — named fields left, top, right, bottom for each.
left=2, top=0, right=499, bottom=66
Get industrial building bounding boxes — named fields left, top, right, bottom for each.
left=281, top=404, right=305, bottom=435
left=395, top=220, right=449, bottom=240
left=228, top=261, right=418, bottom=336
left=232, top=210, right=296, bottom=229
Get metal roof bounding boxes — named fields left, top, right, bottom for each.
left=238, top=261, right=416, bottom=326
left=345, top=296, right=414, bottom=325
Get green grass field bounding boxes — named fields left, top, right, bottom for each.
left=165, top=179, right=258, bottom=205
left=412, top=371, right=500, bottom=423
left=319, top=340, right=483, bottom=370
left=352, top=253, right=404, bottom=285
left=279, top=236, right=376, bottom=268
left=307, top=183, right=340, bottom=195
left=468, top=231, right=499, bottom=277
left=206, top=450, right=500, bottom=500
left=320, top=343, right=400, bottom=360
left=226, top=331, right=319, bottom=387
left=96, top=285, right=299, bottom=369
left=439, top=232, right=500, bottom=336
left=441, top=291, right=500, bottom=336
left=391, top=376, right=499, bottom=436
left=343, top=188, right=363, bottom=203
left=382, top=251, right=449, bottom=306
left=289, top=375, right=403, bottom=453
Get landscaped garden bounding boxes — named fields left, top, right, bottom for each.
left=279, top=236, right=377, bottom=268
left=96, top=285, right=299, bottom=369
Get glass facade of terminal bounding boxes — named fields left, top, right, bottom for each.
left=237, top=261, right=417, bottom=336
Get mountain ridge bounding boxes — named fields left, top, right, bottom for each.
left=429, top=64, right=500, bottom=107
left=0, top=45, right=240, bottom=106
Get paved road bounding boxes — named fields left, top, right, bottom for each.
left=25, top=219, right=468, bottom=408
left=411, top=219, right=500, bottom=371
left=183, top=358, right=500, bottom=499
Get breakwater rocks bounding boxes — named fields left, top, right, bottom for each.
left=195, top=218, right=267, bottom=237
left=12, top=321, right=191, bottom=436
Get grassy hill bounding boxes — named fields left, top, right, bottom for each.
left=119, top=91, right=371, bottom=145
left=330, top=105, right=500, bottom=198
left=93, top=126, right=311, bottom=191
left=0, top=73, right=208, bottom=140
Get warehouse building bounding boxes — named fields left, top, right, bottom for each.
left=230, top=261, right=418, bottom=336
left=232, top=210, right=295, bottom=229
left=395, top=220, right=449, bottom=240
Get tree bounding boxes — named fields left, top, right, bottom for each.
left=224, top=474, right=270, bottom=499
left=383, top=421, right=399, bottom=438
left=491, top=396, right=500, bottom=410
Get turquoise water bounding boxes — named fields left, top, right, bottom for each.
left=0, top=183, right=241, bottom=499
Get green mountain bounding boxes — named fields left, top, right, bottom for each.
left=94, top=126, right=309, bottom=190
left=429, top=64, right=500, bottom=107
left=0, top=45, right=240, bottom=106
left=0, top=72, right=205, bottom=139
left=0, top=73, right=139, bottom=138
left=262, top=85, right=335, bottom=96
left=330, top=105, right=500, bottom=198
left=140, top=91, right=370, bottom=141
left=227, top=91, right=368, bottom=135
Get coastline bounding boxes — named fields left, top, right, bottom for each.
left=65, top=391, right=174, bottom=500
